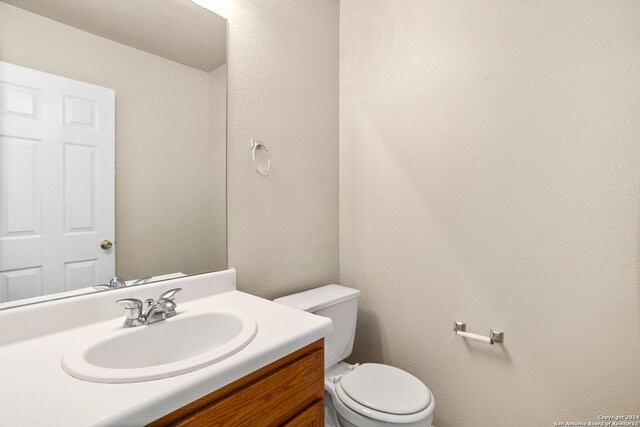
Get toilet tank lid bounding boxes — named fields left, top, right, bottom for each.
left=274, top=284, right=360, bottom=312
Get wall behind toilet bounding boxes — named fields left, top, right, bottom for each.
left=214, top=0, right=341, bottom=298
left=340, top=0, right=640, bottom=426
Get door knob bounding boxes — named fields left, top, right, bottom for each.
left=100, top=240, right=113, bottom=250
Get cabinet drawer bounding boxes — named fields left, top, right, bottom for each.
left=148, top=340, right=325, bottom=427
left=281, top=399, right=324, bottom=427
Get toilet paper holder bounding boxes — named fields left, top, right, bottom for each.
left=454, top=321, right=504, bottom=345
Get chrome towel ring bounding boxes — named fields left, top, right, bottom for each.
left=251, top=139, right=271, bottom=176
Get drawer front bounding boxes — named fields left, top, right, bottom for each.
left=281, top=399, right=324, bottom=427
left=171, top=346, right=324, bottom=427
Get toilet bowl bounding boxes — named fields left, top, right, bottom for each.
left=274, top=285, right=435, bottom=427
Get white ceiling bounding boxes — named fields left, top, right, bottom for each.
left=1, top=0, right=227, bottom=72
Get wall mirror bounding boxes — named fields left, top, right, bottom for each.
left=0, top=0, right=228, bottom=309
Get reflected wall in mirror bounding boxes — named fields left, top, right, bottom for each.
left=0, top=0, right=228, bottom=309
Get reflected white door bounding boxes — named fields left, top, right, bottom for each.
left=0, top=61, right=115, bottom=302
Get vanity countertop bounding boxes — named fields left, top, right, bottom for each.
left=0, top=276, right=332, bottom=427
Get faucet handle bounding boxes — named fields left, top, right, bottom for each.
left=109, top=276, right=127, bottom=289
left=116, top=298, right=143, bottom=320
left=158, top=288, right=182, bottom=301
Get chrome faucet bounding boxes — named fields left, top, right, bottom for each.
left=110, top=276, right=127, bottom=288
left=116, top=288, right=182, bottom=328
left=94, top=275, right=127, bottom=291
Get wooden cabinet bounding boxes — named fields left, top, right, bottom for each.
left=148, top=340, right=324, bottom=427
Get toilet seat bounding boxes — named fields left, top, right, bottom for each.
left=340, top=363, right=431, bottom=414
left=333, top=363, right=433, bottom=424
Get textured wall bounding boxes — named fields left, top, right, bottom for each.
left=340, top=1, right=640, bottom=425
left=213, top=0, right=340, bottom=298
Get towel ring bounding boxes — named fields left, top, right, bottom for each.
left=251, top=139, right=271, bottom=177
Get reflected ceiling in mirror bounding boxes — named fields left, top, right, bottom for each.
left=0, top=0, right=228, bottom=309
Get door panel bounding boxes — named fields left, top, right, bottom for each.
left=64, top=259, right=97, bottom=291
left=0, top=82, right=41, bottom=120
left=64, top=143, right=97, bottom=233
left=0, top=135, right=43, bottom=239
left=0, top=266, right=43, bottom=301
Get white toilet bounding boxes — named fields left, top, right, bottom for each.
left=275, top=285, right=435, bottom=427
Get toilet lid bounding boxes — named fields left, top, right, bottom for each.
left=339, top=363, right=431, bottom=415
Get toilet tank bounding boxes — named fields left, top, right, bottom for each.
left=274, top=285, right=360, bottom=369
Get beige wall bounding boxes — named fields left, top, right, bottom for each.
left=219, top=0, right=340, bottom=298
left=0, top=3, right=227, bottom=281
left=340, top=0, right=640, bottom=426
left=208, top=64, right=228, bottom=273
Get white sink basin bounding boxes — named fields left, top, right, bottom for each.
left=61, top=309, right=258, bottom=383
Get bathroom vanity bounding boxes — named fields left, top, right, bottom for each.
left=148, top=340, right=324, bottom=426
left=0, top=270, right=332, bottom=426
left=0, top=2, right=332, bottom=425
